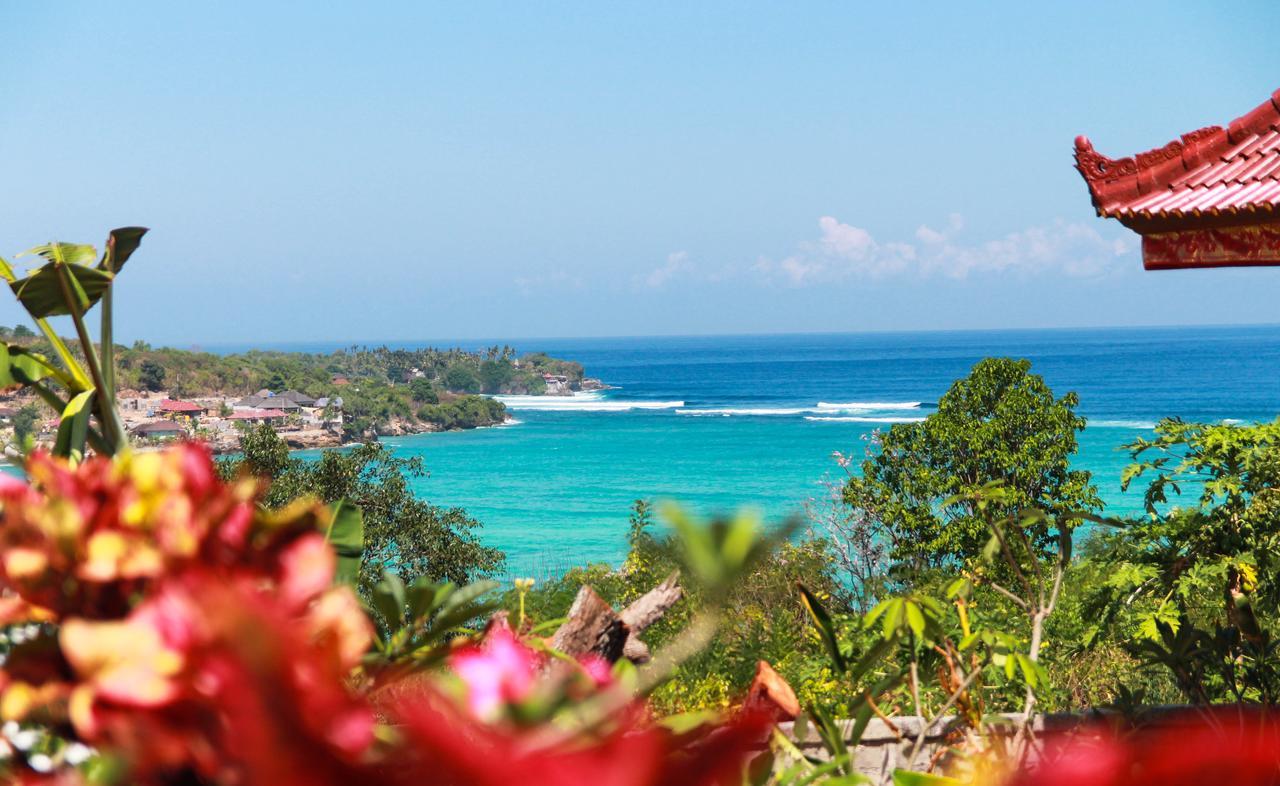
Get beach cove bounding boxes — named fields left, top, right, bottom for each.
left=291, top=325, right=1280, bottom=575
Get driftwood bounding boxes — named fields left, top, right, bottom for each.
left=549, top=571, right=684, bottom=664
left=618, top=570, right=683, bottom=663
left=549, top=585, right=629, bottom=662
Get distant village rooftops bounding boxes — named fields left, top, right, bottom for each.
left=278, top=390, right=317, bottom=407
left=158, top=399, right=204, bottom=414
left=235, top=395, right=300, bottom=411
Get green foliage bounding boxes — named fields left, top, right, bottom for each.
left=137, top=359, right=166, bottom=392
left=366, top=570, right=501, bottom=674
left=221, top=425, right=504, bottom=597
left=843, top=358, right=1099, bottom=569
left=418, top=395, right=506, bottom=430
left=478, top=360, right=514, bottom=393
left=12, top=404, right=41, bottom=444
left=0, top=228, right=150, bottom=458
left=443, top=363, right=481, bottom=394
left=513, top=501, right=846, bottom=715
left=408, top=377, right=438, bottom=404
left=1087, top=418, right=1280, bottom=704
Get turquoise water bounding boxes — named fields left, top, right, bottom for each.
left=295, top=326, right=1280, bottom=576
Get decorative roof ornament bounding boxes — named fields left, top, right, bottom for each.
left=1075, top=89, right=1280, bottom=269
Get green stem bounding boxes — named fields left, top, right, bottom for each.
left=28, top=381, right=109, bottom=455
left=52, top=264, right=126, bottom=454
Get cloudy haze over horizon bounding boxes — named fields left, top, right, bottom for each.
left=2, top=2, right=1278, bottom=346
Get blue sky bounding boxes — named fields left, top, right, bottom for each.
left=1, top=2, right=1277, bottom=346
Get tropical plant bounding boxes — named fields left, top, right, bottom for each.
left=0, top=228, right=148, bottom=459
left=843, top=358, right=1100, bottom=570
left=1086, top=418, right=1280, bottom=705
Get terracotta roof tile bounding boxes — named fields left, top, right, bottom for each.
left=1074, top=89, right=1280, bottom=229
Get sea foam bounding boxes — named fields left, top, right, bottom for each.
left=676, top=407, right=818, bottom=416
left=495, top=392, right=683, bottom=412
left=804, top=415, right=926, bottom=423
left=1088, top=420, right=1157, bottom=429
left=816, top=401, right=923, bottom=411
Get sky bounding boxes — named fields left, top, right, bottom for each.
left=1, top=2, right=1278, bottom=347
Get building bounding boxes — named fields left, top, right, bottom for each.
left=225, top=408, right=288, bottom=425
left=234, top=395, right=300, bottom=412
left=157, top=399, right=206, bottom=418
left=1074, top=88, right=1280, bottom=270
left=278, top=390, right=318, bottom=407
left=132, top=421, right=188, bottom=441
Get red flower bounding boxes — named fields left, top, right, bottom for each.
left=1009, top=708, right=1280, bottom=786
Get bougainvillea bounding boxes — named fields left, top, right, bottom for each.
left=0, top=445, right=769, bottom=786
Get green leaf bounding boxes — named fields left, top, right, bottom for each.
left=882, top=598, right=904, bottom=641
left=8, top=345, right=59, bottom=386
left=405, top=577, right=438, bottom=622
left=53, top=389, right=94, bottom=460
left=25, top=242, right=98, bottom=266
left=809, top=705, right=850, bottom=774
left=799, top=583, right=847, bottom=673
left=892, top=770, right=963, bottom=786
left=100, top=227, right=148, bottom=273
left=904, top=601, right=925, bottom=640
left=325, top=500, right=364, bottom=586
left=372, top=572, right=407, bottom=634
left=10, top=262, right=115, bottom=318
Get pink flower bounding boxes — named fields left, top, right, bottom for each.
left=578, top=654, right=614, bottom=688
left=448, top=626, right=538, bottom=719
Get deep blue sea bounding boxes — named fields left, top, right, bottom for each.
left=262, top=326, right=1280, bottom=577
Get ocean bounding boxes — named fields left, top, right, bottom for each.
left=290, top=325, right=1280, bottom=577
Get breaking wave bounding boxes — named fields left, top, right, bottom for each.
left=676, top=407, right=818, bottom=416
left=495, top=393, right=683, bottom=412
left=1088, top=420, right=1157, bottom=429
left=816, top=401, right=923, bottom=411
left=804, top=415, right=926, bottom=423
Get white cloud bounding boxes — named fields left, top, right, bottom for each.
left=641, top=250, right=691, bottom=289
left=753, top=215, right=1134, bottom=286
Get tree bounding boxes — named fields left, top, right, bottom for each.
left=443, top=364, right=480, bottom=394
left=220, top=426, right=504, bottom=596
left=409, top=377, right=438, bottom=404
left=843, top=357, right=1099, bottom=568
left=1087, top=419, right=1280, bottom=704
left=12, top=324, right=34, bottom=338
left=138, top=359, right=166, bottom=392
left=478, top=360, right=514, bottom=394
left=12, top=404, right=41, bottom=444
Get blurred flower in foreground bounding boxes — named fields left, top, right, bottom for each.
left=449, top=624, right=538, bottom=719
left=1008, top=708, right=1280, bottom=786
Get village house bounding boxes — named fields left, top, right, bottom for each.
left=157, top=399, right=206, bottom=419
left=132, top=421, right=188, bottom=441
left=225, top=408, right=288, bottom=426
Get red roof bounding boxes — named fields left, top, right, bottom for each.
left=1075, top=88, right=1280, bottom=230
left=225, top=408, right=287, bottom=420
left=159, top=399, right=204, bottom=413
